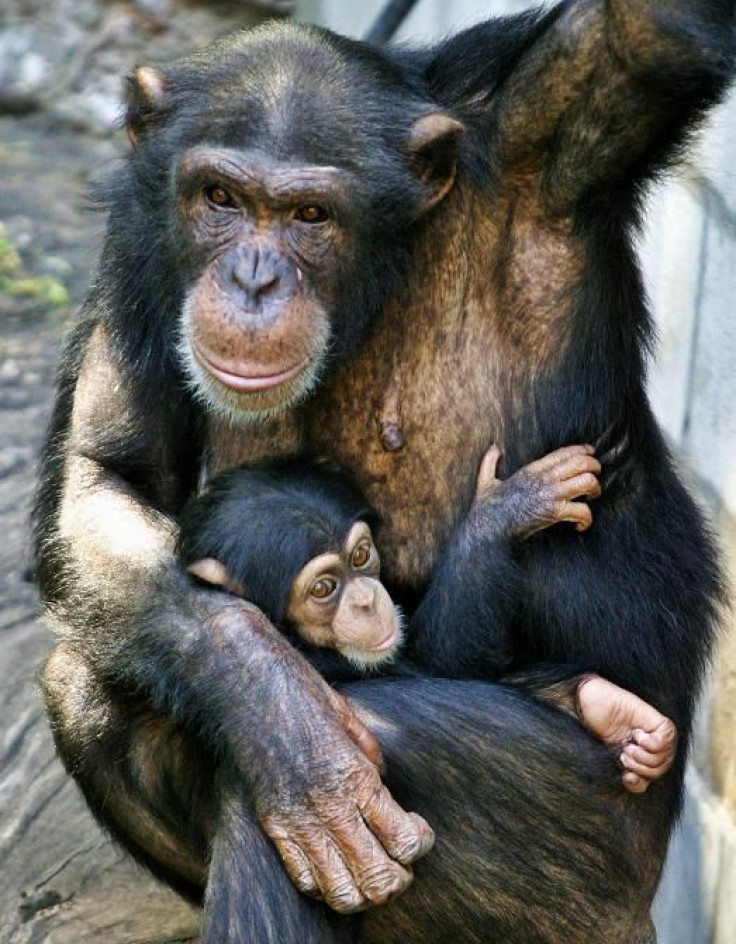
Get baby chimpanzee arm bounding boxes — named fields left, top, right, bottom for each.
left=408, top=445, right=601, bottom=677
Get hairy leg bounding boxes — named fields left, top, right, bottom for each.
left=43, top=642, right=211, bottom=903
left=205, top=768, right=356, bottom=944
left=352, top=679, right=663, bottom=944
left=43, top=646, right=666, bottom=944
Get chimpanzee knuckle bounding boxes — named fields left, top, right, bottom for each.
left=546, top=446, right=585, bottom=470
left=322, top=800, right=363, bottom=835
left=659, top=718, right=678, bottom=747
left=361, top=861, right=413, bottom=904
left=362, top=791, right=433, bottom=865
left=564, top=454, right=594, bottom=477
left=386, top=820, right=431, bottom=865
left=277, top=840, right=320, bottom=895
left=291, top=866, right=320, bottom=896
left=576, top=505, right=594, bottom=530
left=348, top=762, right=384, bottom=805
left=324, top=880, right=367, bottom=914
left=410, top=812, right=436, bottom=857
left=580, top=472, right=602, bottom=495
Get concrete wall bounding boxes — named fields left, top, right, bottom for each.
left=295, top=2, right=736, bottom=941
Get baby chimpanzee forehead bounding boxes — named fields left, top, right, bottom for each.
left=187, top=22, right=425, bottom=169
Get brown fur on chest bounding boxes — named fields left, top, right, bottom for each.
left=205, top=184, right=582, bottom=588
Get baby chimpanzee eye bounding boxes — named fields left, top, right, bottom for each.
left=351, top=543, right=371, bottom=569
left=311, top=576, right=338, bottom=600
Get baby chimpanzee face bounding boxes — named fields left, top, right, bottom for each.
left=285, top=521, right=403, bottom=670
left=186, top=519, right=403, bottom=671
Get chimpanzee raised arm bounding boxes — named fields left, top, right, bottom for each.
left=424, top=0, right=735, bottom=214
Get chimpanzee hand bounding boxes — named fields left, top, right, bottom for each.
left=222, top=602, right=434, bottom=913
left=474, top=444, right=602, bottom=540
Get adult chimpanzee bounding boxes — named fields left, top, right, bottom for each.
left=180, top=450, right=676, bottom=791
left=35, top=3, right=732, bottom=943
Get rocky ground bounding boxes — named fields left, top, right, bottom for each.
left=0, top=3, right=292, bottom=940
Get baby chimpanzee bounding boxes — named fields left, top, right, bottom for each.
left=180, top=459, right=403, bottom=674
left=179, top=445, right=676, bottom=792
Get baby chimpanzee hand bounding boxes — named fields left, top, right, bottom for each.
left=473, top=444, right=602, bottom=540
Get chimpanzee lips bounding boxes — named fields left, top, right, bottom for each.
left=368, top=626, right=401, bottom=654
left=194, top=344, right=308, bottom=393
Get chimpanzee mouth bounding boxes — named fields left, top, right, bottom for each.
left=368, top=626, right=401, bottom=654
left=193, top=344, right=309, bottom=393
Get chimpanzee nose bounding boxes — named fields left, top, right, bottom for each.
left=226, top=247, right=297, bottom=307
left=351, top=578, right=376, bottom=611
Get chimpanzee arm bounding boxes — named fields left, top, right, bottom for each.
left=426, top=0, right=734, bottom=213
left=35, top=324, right=433, bottom=913
left=406, top=515, right=520, bottom=677
left=408, top=445, right=601, bottom=677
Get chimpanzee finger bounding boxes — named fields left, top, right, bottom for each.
left=633, top=720, right=678, bottom=754
left=328, top=689, right=383, bottom=769
left=476, top=444, right=502, bottom=496
left=283, top=828, right=368, bottom=914
left=523, top=444, right=596, bottom=477
left=272, top=835, right=321, bottom=898
left=359, top=784, right=435, bottom=866
left=553, top=472, right=602, bottom=502
left=328, top=811, right=414, bottom=904
left=556, top=501, right=594, bottom=532
left=622, top=743, right=675, bottom=773
left=620, top=752, right=661, bottom=780
left=547, top=454, right=601, bottom=485
left=622, top=772, right=650, bottom=794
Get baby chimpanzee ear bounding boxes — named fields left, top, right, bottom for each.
left=186, top=559, right=245, bottom=597
left=407, top=113, right=465, bottom=213
left=124, top=66, right=170, bottom=147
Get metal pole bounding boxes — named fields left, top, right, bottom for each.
left=364, top=0, right=422, bottom=45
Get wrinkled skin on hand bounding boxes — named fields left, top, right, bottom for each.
left=474, top=444, right=602, bottom=540
left=216, top=603, right=434, bottom=913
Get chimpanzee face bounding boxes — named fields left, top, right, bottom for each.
left=174, top=146, right=356, bottom=423
left=125, top=25, right=464, bottom=424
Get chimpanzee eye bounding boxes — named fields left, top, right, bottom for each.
left=351, top=543, right=372, bottom=569
left=204, top=185, right=236, bottom=209
left=295, top=204, right=329, bottom=224
left=311, top=576, right=338, bottom=600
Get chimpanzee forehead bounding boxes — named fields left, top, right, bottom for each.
left=176, top=145, right=354, bottom=204
left=179, top=22, right=424, bottom=167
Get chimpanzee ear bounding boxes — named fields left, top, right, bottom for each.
left=124, top=66, right=169, bottom=147
left=407, top=113, right=465, bottom=213
left=186, top=559, right=247, bottom=597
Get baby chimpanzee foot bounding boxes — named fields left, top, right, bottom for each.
left=576, top=676, right=677, bottom=794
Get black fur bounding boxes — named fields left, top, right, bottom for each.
left=34, top=4, right=734, bottom=943
left=178, top=459, right=374, bottom=627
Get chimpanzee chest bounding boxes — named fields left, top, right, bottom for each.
left=204, top=185, right=552, bottom=588
left=205, top=292, right=502, bottom=590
